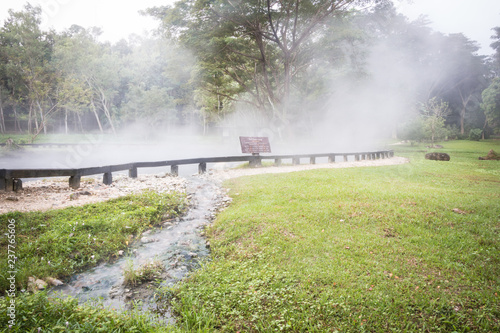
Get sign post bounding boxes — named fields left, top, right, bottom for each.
left=239, top=136, right=271, bottom=167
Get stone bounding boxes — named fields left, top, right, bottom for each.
left=117, top=250, right=124, bottom=256
left=69, top=193, right=80, bottom=200
left=6, top=197, right=19, bottom=201
left=77, top=191, right=92, bottom=196
left=46, top=277, right=64, bottom=286
left=478, top=149, right=500, bottom=160
left=425, top=152, right=450, bottom=161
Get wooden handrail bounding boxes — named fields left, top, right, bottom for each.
left=0, top=150, right=394, bottom=191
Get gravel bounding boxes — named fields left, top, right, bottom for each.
left=0, top=157, right=408, bottom=214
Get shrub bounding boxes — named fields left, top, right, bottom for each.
left=469, top=128, right=483, bottom=141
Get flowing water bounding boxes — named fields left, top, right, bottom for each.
left=49, top=175, right=229, bottom=321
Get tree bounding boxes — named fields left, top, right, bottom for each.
left=0, top=4, right=57, bottom=138
left=490, top=26, right=500, bottom=75
left=481, top=78, right=500, bottom=134
left=437, top=34, right=488, bottom=135
left=146, top=0, right=375, bottom=134
left=421, top=97, right=450, bottom=146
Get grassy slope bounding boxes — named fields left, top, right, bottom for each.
left=169, top=140, right=500, bottom=332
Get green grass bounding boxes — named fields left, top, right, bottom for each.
left=164, top=140, right=500, bottom=332
left=1, top=140, right=499, bottom=332
left=124, top=258, right=165, bottom=287
left=0, top=291, right=168, bottom=333
left=0, top=191, right=187, bottom=293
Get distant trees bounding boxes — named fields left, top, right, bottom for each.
left=481, top=78, right=500, bottom=134
left=0, top=1, right=497, bottom=141
left=0, top=4, right=195, bottom=138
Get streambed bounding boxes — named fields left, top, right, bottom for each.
left=49, top=175, right=231, bottom=321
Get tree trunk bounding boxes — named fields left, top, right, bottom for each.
left=460, top=108, right=465, bottom=135
left=28, top=103, right=33, bottom=134
left=90, top=98, right=104, bottom=133
left=65, top=108, right=69, bottom=134
left=98, top=87, right=116, bottom=135
left=37, top=100, right=47, bottom=135
left=0, top=95, right=5, bottom=134
left=13, top=105, right=21, bottom=133
left=76, top=112, right=84, bottom=133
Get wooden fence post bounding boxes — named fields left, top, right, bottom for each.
left=198, top=162, right=207, bottom=174
left=129, top=166, right=138, bottom=178
left=275, top=158, right=282, bottom=166
left=103, top=172, right=112, bottom=185
left=310, top=157, right=316, bottom=164
left=5, top=178, right=14, bottom=192
left=69, top=174, right=81, bottom=189
left=13, top=179, right=22, bottom=191
left=171, top=165, right=179, bottom=176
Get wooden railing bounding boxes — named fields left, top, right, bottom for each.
left=0, top=150, right=394, bottom=192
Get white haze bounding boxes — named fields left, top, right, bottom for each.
left=0, top=1, right=494, bottom=172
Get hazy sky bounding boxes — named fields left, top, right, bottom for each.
left=0, top=0, right=499, bottom=55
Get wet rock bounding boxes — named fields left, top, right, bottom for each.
left=141, top=237, right=158, bottom=244
left=425, top=152, right=450, bottom=161
left=46, top=277, right=64, bottom=286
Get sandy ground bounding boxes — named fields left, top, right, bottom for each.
left=0, top=156, right=408, bottom=214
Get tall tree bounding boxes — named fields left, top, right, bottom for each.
left=481, top=78, right=500, bottom=134
left=0, top=4, right=56, bottom=137
left=146, top=0, right=375, bottom=133
left=490, top=26, right=500, bottom=76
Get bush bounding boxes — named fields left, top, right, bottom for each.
left=469, top=128, right=483, bottom=141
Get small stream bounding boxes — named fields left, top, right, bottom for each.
left=49, top=175, right=229, bottom=322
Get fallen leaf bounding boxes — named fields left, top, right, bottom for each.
left=452, top=208, right=467, bottom=215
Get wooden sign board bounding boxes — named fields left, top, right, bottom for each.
left=239, top=136, right=271, bottom=154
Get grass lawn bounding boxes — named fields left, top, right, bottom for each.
left=166, top=140, right=500, bottom=332
left=0, top=140, right=498, bottom=332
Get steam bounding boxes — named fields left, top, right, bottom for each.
left=0, top=3, right=484, bottom=171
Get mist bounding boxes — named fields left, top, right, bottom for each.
left=0, top=1, right=493, bottom=172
